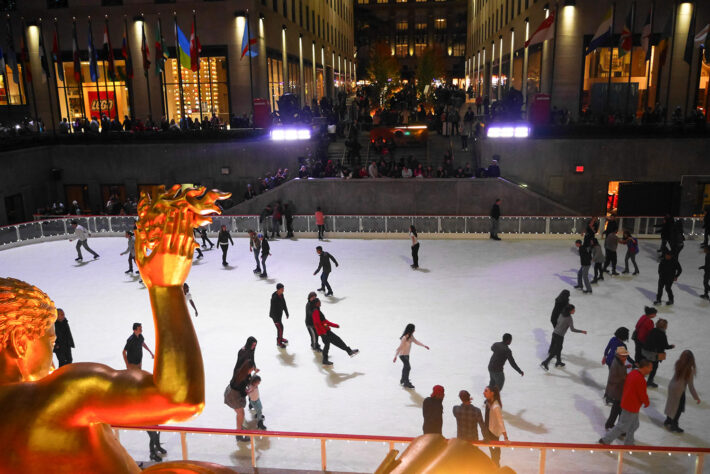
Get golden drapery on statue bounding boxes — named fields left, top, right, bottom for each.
left=0, top=185, right=232, bottom=474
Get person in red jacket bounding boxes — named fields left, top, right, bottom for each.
left=633, top=306, right=657, bottom=361
left=311, top=299, right=359, bottom=366
left=599, top=360, right=653, bottom=445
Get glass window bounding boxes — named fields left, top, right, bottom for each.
left=268, top=57, right=284, bottom=112
left=47, top=0, right=68, bottom=7
left=434, top=18, right=447, bottom=30
left=164, top=56, right=230, bottom=123
left=316, top=67, right=324, bottom=100
left=396, top=21, right=408, bottom=31
left=697, top=60, right=710, bottom=116
left=288, top=61, right=299, bottom=95
left=377, top=0, right=388, bottom=3
left=55, top=60, right=129, bottom=122
left=1, top=64, right=27, bottom=105
left=526, top=43, right=542, bottom=97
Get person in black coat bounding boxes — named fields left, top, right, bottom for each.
left=422, top=385, right=445, bottom=434
left=574, top=240, right=593, bottom=293
left=53, top=309, right=75, bottom=367
left=700, top=247, right=710, bottom=299
left=643, top=318, right=675, bottom=388
left=197, top=226, right=214, bottom=249
left=702, top=208, right=710, bottom=248
left=550, top=290, right=570, bottom=328
left=305, top=291, right=321, bottom=351
left=314, top=246, right=339, bottom=296
left=489, top=199, right=501, bottom=240
left=284, top=203, right=294, bottom=238
left=654, top=251, right=682, bottom=305
left=217, top=225, right=234, bottom=266
left=259, top=234, right=271, bottom=277
left=654, top=215, right=674, bottom=254
left=270, top=283, right=290, bottom=348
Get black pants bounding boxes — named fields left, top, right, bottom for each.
left=704, top=272, right=710, bottom=296
left=672, top=391, right=686, bottom=425
left=201, top=235, right=214, bottom=248
left=593, top=263, right=603, bottom=280
left=307, top=325, right=321, bottom=349
left=127, top=255, right=135, bottom=272
left=55, top=349, right=72, bottom=367
left=411, top=243, right=420, bottom=267
left=399, top=355, right=411, bottom=383
left=634, top=340, right=643, bottom=363
left=220, top=244, right=229, bottom=264
left=605, top=400, right=622, bottom=429
left=322, top=331, right=351, bottom=362
left=603, top=250, right=617, bottom=273
left=320, top=271, right=332, bottom=293
left=147, top=431, right=161, bottom=453
left=273, top=319, right=285, bottom=345
left=648, top=360, right=660, bottom=384
left=194, top=247, right=203, bottom=258
left=656, top=279, right=674, bottom=302
left=704, top=229, right=709, bottom=246
left=317, top=225, right=325, bottom=240
left=461, top=135, right=468, bottom=149
left=286, top=218, right=294, bottom=237
left=261, top=255, right=268, bottom=274
left=543, top=333, right=564, bottom=365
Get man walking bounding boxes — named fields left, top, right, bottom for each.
left=574, top=239, right=593, bottom=294
left=122, top=322, right=154, bottom=370
left=248, top=230, right=261, bottom=274
left=490, top=199, right=501, bottom=240
left=314, top=246, right=339, bottom=296
left=70, top=220, right=99, bottom=261
left=270, top=283, right=290, bottom=348
left=53, top=309, right=75, bottom=367
left=453, top=390, right=486, bottom=441
left=654, top=251, right=682, bottom=305
left=599, top=360, right=653, bottom=445
left=487, top=333, right=524, bottom=391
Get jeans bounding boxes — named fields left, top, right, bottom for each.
left=543, top=333, right=564, bottom=365
left=251, top=398, right=264, bottom=422
left=271, top=218, right=281, bottom=238
left=220, top=244, right=229, bottom=264
left=488, top=434, right=501, bottom=466
left=624, top=251, right=639, bottom=273
left=253, top=249, right=261, bottom=271
left=307, top=325, right=321, bottom=349
left=400, top=355, right=411, bottom=383
left=577, top=265, right=591, bottom=291
left=604, top=250, right=618, bottom=273
left=601, top=409, right=640, bottom=445
left=75, top=240, right=98, bottom=259
left=411, top=243, right=420, bottom=267
left=656, top=279, right=673, bottom=302
left=322, top=331, right=352, bottom=362
left=320, top=271, right=332, bottom=293
left=261, top=255, right=268, bottom=275
left=273, top=320, right=285, bottom=345
left=593, top=263, right=603, bottom=280
left=488, top=370, right=505, bottom=391
left=490, top=218, right=499, bottom=237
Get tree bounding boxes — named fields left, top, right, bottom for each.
left=366, top=42, right=401, bottom=106
left=415, top=46, right=446, bottom=102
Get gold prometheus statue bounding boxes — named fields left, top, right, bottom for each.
left=0, top=185, right=232, bottom=473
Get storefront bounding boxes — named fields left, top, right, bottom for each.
left=267, top=55, right=284, bottom=111
left=0, top=64, right=27, bottom=106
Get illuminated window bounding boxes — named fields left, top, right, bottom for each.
left=434, top=18, right=447, bottom=30
left=55, top=60, right=128, bottom=122
left=377, top=0, right=389, bottom=3
left=268, top=57, right=284, bottom=112
left=165, top=56, right=230, bottom=122
left=414, top=42, right=427, bottom=56
left=1, top=64, right=27, bottom=106
left=396, top=21, right=408, bottom=31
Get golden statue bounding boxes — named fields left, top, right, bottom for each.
left=0, top=185, right=233, bottom=473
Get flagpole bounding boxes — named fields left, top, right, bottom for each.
left=20, top=18, right=40, bottom=124
left=644, top=0, right=655, bottom=111
left=623, top=2, right=636, bottom=119
left=159, top=15, right=169, bottom=119
left=193, top=10, right=203, bottom=123
left=73, top=18, right=87, bottom=122
left=0, top=26, right=10, bottom=125
left=106, top=18, right=119, bottom=122
left=683, top=5, right=696, bottom=120
left=691, top=44, right=704, bottom=115
left=663, top=0, right=679, bottom=123
left=246, top=11, right=255, bottom=129
left=174, top=12, right=185, bottom=124
left=142, top=18, right=153, bottom=121
left=549, top=6, right=560, bottom=99
left=55, top=19, right=72, bottom=127
left=88, top=17, right=103, bottom=122
left=604, top=2, right=617, bottom=117
left=123, top=16, right=135, bottom=120
left=101, top=16, right=113, bottom=122
left=38, top=19, right=57, bottom=135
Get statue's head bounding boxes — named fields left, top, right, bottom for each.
left=0, top=278, right=57, bottom=381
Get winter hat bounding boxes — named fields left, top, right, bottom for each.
left=431, top=385, right=445, bottom=398
left=615, top=346, right=629, bottom=357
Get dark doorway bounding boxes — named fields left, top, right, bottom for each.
left=5, top=193, right=25, bottom=224
left=64, top=185, right=90, bottom=213
left=617, top=182, right=681, bottom=216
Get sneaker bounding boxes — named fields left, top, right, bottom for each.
left=540, top=362, right=549, bottom=371
left=349, top=349, right=360, bottom=357
left=322, top=360, right=333, bottom=366
left=555, top=362, right=566, bottom=367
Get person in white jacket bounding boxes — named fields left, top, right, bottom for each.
left=483, top=385, right=509, bottom=467
left=393, top=323, right=429, bottom=389
left=70, top=220, right=99, bottom=261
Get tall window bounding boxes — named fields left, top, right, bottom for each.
left=1, top=64, right=27, bottom=105
left=396, top=20, right=409, bottom=57
left=165, top=56, right=229, bottom=122
left=268, top=57, right=284, bottom=111
left=581, top=46, right=648, bottom=115
left=55, top=60, right=128, bottom=122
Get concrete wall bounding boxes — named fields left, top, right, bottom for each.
left=479, top=137, right=710, bottom=216
left=226, top=177, right=577, bottom=216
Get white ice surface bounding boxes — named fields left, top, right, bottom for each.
left=1, top=236, right=709, bottom=473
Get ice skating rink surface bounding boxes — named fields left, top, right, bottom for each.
left=2, top=236, right=709, bottom=473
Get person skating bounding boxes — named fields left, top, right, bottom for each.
left=541, top=304, right=587, bottom=370
left=654, top=215, right=674, bottom=254
left=604, top=346, right=631, bottom=430
left=271, top=202, right=282, bottom=239
left=305, top=291, right=322, bottom=351
left=120, top=231, right=138, bottom=274
left=196, top=226, right=214, bottom=249
left=602, top=327, right=635, bottom=370
left=664, top=350, right=702, bottom=433
left=270, top=283, right=290, bottom=348
left=225, top=359, right=255, bottom=442
left=314, top=246, right=338, bottom=296
left=393, top=323, right=430, bottom=389
left=284, top=203, right=294, bottom=238
left=422, top=385, right=445, bottom=435
left=489, top=199, right=501, bottom=240
left=69, top=220, right=99, bottom=261
left=248, top=229, right=261, bottom=274
left=311, top=298, right=359, bottom=365
left=483, top=385, right=509, bottom=467
left=488, top=333, right=524, bottom=391
left=574, top=240, right=593, bottom=294
left=603, top=229, right=620, bottom=275
left=642, top=318, right=675, bottom=388
left=409, top=225, right=420, bottom=269
left=599, top=360, right=653, bottom=446
left=315, top=207, right=325, bottom=240
left=550, top=290, right=570, bottom=328
left=619, top=230, right=640, bottom=275
left=590, top=238, right=605, bottom=283
left=703, top=208, right=710, bottom=248
left=122, top=322, right=154, bottom=371
left=53, top=308, right=75, bottom=367
left=147, top=431, right=166, bottom=463
left=247, top=375, right=267, bottom=430
left=183, top=283, right=198, bottom=317
left=259, top=234, right=271, bottom=277
left=633, top=306, right=657, bottom=362
left=217, top=224, right=234, bottom=267
left=653, top=251, right=682, bottom=305
left=700, top=247, right=710, bottom=299
left=453, top=390, right=486, bottom=441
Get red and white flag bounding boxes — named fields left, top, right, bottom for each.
left=525, top=11, right=555, bottom=48
left=190, top=20, right=201, bottom=72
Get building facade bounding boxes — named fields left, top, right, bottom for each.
left=354, top=0, right=466, bottom=84
left=466, top=0, right=710, bottom=119
left=3, top=0, right=355, bottom=127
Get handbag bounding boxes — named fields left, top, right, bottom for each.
left=224, top=384, right=239, bottom=409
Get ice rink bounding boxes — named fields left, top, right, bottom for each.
left=2, top=235, right=710, bottom=473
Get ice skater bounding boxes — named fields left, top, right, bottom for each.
left=225, top=358, right=255, bottom=442
left=183, top=283, right=198, bottom=317
left=599, top=360, right=652, bottom=446
left=619, top=230, right=639, bottom=275
left=590, top=238, right=605, bottom=283
left=270, top=283, right=290, bottom=348
left=604, top=346, right=630, bottom=430
left=603, top=229, right=620, bottom=275
left=574, top=239, right=592, bottom=294
left=489, top=199, right=501, bottom=240
left=311, top=298, right=359, bottom=366
left=483, top=385, right=509, bottom=467
left=70, top=220, right=99, bottom=261
left=305, top=291, right=322, bottom=351
left=53, top=309, right=75, bottom=367
left=664, top=350, right=702, bottom=433
left=120, top=231, right=138, bottom=274
left=314, top=246, right=338, bottom=296
left=409, top=225, right=420, bottom=269
left=393, top=323, right=430, bottom=389
left=550, top=290, right=570, bottom=329
left=487, top=333, right=524, bottom=392
left=247, top=375, right=267, bottom=430
left=122, top=322, right=154, bottom=371
left=217, top=224, right=234, bottom=267
left=196, top=226, right=214, bottom=249
left=315, top=207, right=325, bottom=240
left=248, top=230, right=261, bottom=274
left=259, top=233, right=271, bottom=277
left=541, top=304, right=587, bottom=371
left=653, top=251, right=682, bottom=306
left=147, top=431, right=166, bottom=463
left=700, top=247, right=710, bottom=300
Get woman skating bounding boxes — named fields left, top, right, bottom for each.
left=393, top=323, right=429, bottom=388
left=602, top=327, right=635, bottom=369
left=643, top=318, right=675, bottom=388
left=217, top=224, right=234, bottom=266
left=225, top=359, right=255, bottom=442
left=664, top=350, right=702, bottom=433
left=541, top=304, right=587, bottom=370
left=483, top=385, right=508, bottom=467
left=550, top=290, right=570, bottom=329
left=409, top=225, right=420, bottom=269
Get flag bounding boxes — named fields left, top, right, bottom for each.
left=19, top=36, right=31, bottom=83
left=641, top=10, right=652, bottom=61
left=88, top=23, right=98, bottom=82
left=103, top=23, right=116, bottom=80
left=121, top=26, right=133, bottom=79
left=5, top=22, right=19, bottom=85
left=657, top=14, right=672, bottom=67
left=525, top=10, right=555, bottom=48
left=619, top=7, right=633, bottom=57
left=72, top=21, right=82, bottom=82
left=241, top=20, right=258, bottom=58
left=141, top=25, right=150, bottom=76
left=52, top=30, right=64, bottom=82
left=175, top=24, right=191, bottom=70
left=695, top=24, right=709, bottom=46
left=683, top=5, right=697, bottom=65
left=154, top=20, right=167, bottom=75
left=38, top=26, right=51, bottom=82
left=189, top=20, right=201, bottom=72
left=586, top=7, right=614, bottom=55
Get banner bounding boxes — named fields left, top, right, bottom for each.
left=87, top=90, right=116, bottom=118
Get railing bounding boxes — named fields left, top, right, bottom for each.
left=111, top=425, right=709, bottom=474
left=1, top=215, right=702, bottom=250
